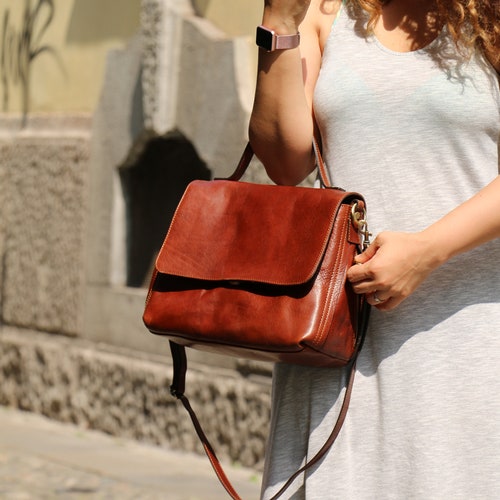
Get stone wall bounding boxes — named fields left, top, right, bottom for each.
left=0, top=115, right=91, bottom=336
left=0, top=0, right=274, bottom=469
left=0, top=327, right=270, bottom=469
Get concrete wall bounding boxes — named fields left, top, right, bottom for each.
left=0, top=0, right=273, bottom=468
left=192, top=0, right=261, bottom=37
left=0, top=0, right=141, bottom=114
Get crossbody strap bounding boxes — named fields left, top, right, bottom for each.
left=168, top=300, right=370, bottom=500
left=169, top=341, right=243, bottom=500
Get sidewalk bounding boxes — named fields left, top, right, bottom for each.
left=0, top=406, right=262, bottom=499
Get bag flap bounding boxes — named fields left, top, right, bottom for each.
left=156, top=180, right=347, bottom=285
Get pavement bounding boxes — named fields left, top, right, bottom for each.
left=0, top=406, right=262, bottom=499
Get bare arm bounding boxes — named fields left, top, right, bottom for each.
left=248, top=0, right=335, bottom=185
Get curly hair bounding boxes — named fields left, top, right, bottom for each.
left=354, top=0, right=499, bottom=63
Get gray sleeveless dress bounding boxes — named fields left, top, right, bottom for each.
left=261, top=6, right=500, bottom=500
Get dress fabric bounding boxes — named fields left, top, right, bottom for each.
left=261, top=6, right=500, bottom=500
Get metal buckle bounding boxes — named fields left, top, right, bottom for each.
left=351, top=202, right=371, bottom=251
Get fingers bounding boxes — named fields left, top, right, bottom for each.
left=347, top=232, right=396, bottom=310
left=348, top=250, right=377, bottom=283
left=347, top=264, right=372, bottom=284
left=353, top=238, right=378, bottom=265
left=349, top=237, right=380, bottom=282
left=349, top=249, right=394, bottom=309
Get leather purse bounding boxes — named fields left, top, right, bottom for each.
left=143, top=141, right=371, bottom=499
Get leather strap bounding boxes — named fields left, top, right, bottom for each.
left=170, top=342, right=243, bottom=500
left=168, top=298, right=371, bottom=500
left=225, top=139, right=332, bottom=188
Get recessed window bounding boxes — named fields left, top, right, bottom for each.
left=118, top=129, right=211, bottom=287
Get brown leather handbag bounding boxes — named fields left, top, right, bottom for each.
left=143, top=142, right=371, bottom=500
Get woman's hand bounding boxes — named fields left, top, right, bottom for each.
left=347, top=176, right=500, bottom=311
left=346, top=231, right=442, bottom=311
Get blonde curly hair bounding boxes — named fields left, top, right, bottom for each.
left=354, top=0, right=499, bottom=63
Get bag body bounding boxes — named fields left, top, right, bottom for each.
left=143, top=177, right=366, bottom=367
left=141, top=143, right=370, bottom=499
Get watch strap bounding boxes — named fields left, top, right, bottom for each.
left=274, top=31, right=300, bottom=50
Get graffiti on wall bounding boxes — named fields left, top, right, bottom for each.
left=1, top=0, right=61, bottom=118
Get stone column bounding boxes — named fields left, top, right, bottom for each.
left=141, top=0, right=193, bottom=133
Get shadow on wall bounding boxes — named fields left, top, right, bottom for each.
left=118, top=129, right=211, bottom=288
left=191, top=0, right=210, bottom=16
left=65, top=0, right=141, bottom=43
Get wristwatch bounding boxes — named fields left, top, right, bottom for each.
left=256, top=25, right=300, bottom=52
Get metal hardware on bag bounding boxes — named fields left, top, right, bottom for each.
left=351, top=202, right=371, bottom=251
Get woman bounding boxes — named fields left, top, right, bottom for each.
left=249, top=0, right=500, bottom=498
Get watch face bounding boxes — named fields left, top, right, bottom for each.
left=256, top=26, right=274, bottom=51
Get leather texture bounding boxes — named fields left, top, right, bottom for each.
left=142, top=142, right=369, bottom=499
left=143, top=177, right=365, bottom=367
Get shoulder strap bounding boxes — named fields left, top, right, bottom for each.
left=168, top=300, right=370, bottom=500
left=226, top=139, right=332, bottom=188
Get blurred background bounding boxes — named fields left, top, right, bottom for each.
left=0, top=0, right=273, bottom=485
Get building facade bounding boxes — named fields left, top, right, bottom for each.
left=0, top=0, right=271, bottom=468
